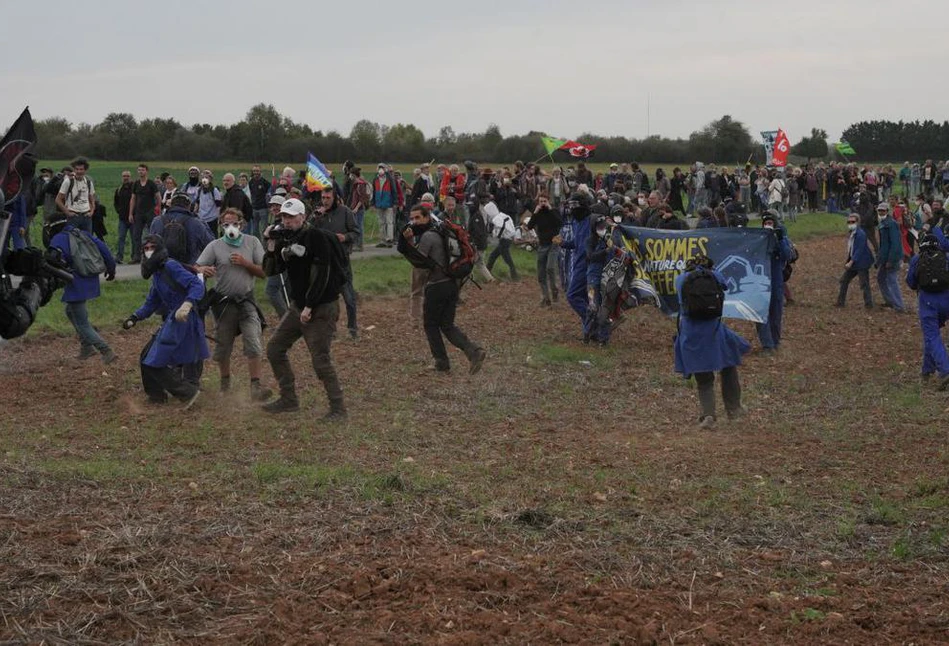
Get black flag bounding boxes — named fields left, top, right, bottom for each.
left=0, top=107, right=37, bottom=206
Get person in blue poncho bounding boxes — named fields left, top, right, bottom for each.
left=755, top=210, right=792, bottom=353
left=674, top=254, right=751, bottom=429
left=561, top=190, right=594, bottom=339
left=122, top=234, right=209, bottom=408
left=906, top=225, right=949, bottom=390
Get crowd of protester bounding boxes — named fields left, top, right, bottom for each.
left=5, top=153, right=949, bottom=422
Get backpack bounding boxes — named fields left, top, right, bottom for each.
left=161, top=213, right=190, bottom=263
left=680, top=268, right=724, bottom=320
left=67, top=229, right=106, bottom=277
left=354, top=178, right=371, bottom=209
left=437, top=220, right=476, bottom=280
left=779, top=179, right=789, bottom=199
left=916, top=247, right=949, bottom=293
left=467, top=210, right=488, bottom=249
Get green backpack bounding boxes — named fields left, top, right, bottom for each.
left=67, top=229, right=106, bottom=277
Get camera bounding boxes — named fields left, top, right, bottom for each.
left=267, top=224, right=296, bottom=241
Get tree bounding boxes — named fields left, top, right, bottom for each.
left=242, top=103, right=285, bottom=161
left=791, top=128, right=828, bottom=160
left=689, top=115, right=755, bottom=164
left=95, top=112, right=140, bottom=159
left=349, top=119, right=382, bottom=160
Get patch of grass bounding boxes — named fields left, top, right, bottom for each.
left=865, top=496, right=904, bottom=526
left=530, top=342, right=601, bottom=365
left=782, top=211, right=846, bottom=241
left=791, top=608, right=827, bottom=623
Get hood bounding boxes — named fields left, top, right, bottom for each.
left=483, top=202, right=501, bottom=220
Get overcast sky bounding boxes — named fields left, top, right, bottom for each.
left=2, top=0, right=944, bottom=146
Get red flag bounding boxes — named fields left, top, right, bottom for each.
left=0, top=107, right=37, bottom=206
left=771, top=129, right=790, bottom=167
left=562, top=140, right=597, bottom=159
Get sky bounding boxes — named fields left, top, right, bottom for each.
left=2, top=0, right=945, bottom=146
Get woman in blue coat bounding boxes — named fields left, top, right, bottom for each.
left=48, top=214, right=117, bottom=362
left=906, top=226, right=949, bottom=390
left=123, top=234, right=208, bottom=407
left=674, top=255, right=751, bottom=429
left=562, top=193, right=593, bottom=332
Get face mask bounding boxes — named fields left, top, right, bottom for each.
left=763, top=224, right=774, bottom=230
left=848, top=223, right=858, bottom=231
left=378, top=169, right=386, bottom=177
left=503, top=178, right=511, bottom=186
left=596, top=228, right=607, bottom=238
left=613, top=216, right=622, bottom=224
left=223, top=224, right=243, bottom=245
left=878, top=213, right=887, bottom=220
left=201, top=178, right=209, bottom=186
left=638, top=198, right=646, bottom=206
left=144, top=250, right=154, bottom=259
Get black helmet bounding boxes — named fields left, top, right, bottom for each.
left=170, top=189, right=193, bottom=209
left=686, top=253, right=714, bottom=271
left=918, top=233, right=940, bottom=251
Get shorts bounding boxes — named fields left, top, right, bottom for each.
left=211, top=299, right=263, bottom=361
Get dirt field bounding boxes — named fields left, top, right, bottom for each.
left=2, top=232, right=948, bottom=644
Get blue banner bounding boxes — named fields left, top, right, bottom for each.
left=615, top=225, right=774, bottom=323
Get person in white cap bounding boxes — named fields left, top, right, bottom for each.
left=263, top=194, right=289, bottom=316
left=260, top=198, right=348, bottom=419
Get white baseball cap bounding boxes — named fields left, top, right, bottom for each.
left=279, top=198, right=305, bottom=216
left=268, top=194, right=286, bottom=206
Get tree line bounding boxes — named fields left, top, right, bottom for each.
left=28, top=103, right=945, bottom=164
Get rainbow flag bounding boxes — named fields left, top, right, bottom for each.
left=305, top=152, right=332, bottom=193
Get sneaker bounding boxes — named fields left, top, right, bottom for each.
left=101, top=349, right=118, bottom=365
left=348, top=329, right=359, bottom=341
left=261, top=396, right=300, bottom=413
left=699, top=415, right=716, bottom=430
left=322, top=403, right=348, bottom=422
left=939, top=375, right=949, bottom=392
left=250, top=382, right=272, bottom=401
left=468, top=348, right=487, bottom=375
left=77, top=346, right=97, bottom=360
left=181, top=390, right=201, bottom=411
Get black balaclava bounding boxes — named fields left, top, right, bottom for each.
left=141, top=234, right=169, bottom=279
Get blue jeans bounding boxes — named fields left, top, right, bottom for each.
left=248, top=208, right=268, bottom=238
left=116, top=216, right=131, bottom=261
left=265, top=273, right=289, bottom=317
left=877, top=263, right=905, bottom=311
left=64, top=301, right=110, bottom=352
left=69, top=214, right=93, bottom=233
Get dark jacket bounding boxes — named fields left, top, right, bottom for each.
left=114, top=183, right=133, bottom=220
left=847, top=227, right=874, bottom=271
left=877, top=216, right=903, bottom=267
left=148, top=206, right=216, bottom=265
left=247, top=177, right=271, bottom=210
left=222, top=185, right=253, bottom=222
left=526, top=207, right=562, bottom=246
left=264, top=226, right=341, bottom=309
left=314, top=202, right=359, bottom=255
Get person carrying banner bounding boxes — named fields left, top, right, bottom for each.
left=755, top=211, right=792, bottom=354
left=905, top=225, right=949, bottom=389
left=674, top=254, right=750, bottom=429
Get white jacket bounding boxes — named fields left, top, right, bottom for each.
left=484, top=202, right=515, bottom=240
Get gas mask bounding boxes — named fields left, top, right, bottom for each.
left=223, top=223, right=243, bottom=246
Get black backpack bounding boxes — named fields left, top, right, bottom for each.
left=161, top=213, right=190, bottom=263
left=916, top=247, right=949, bottom=293
left=680, top=268, right=725, bottom=320
left=467, top=209, right=488, bottom=249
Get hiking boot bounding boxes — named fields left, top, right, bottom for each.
left=101, top=349, right=118, bottom=365
left=348, top=328, right=359, bottom=341
left=322, top=400, right=348, bottom=422
left=220, top=376, right=231, bottom=393
left=250, top=382, right=272, bottom=402
left=77, top=346, right=97, bottom=360
left=698, top=415, right=716, bottom=430
left=726, top=407, right=746, bottom=421
left=181, top=389, right=201, bottom=411
left=374, top=242, right=387, bottom=248
left=468, top=348, right=487, bottom=375
left=434, top=360, right=451, bottom=373
left=262, top=396, right=300, bottom=413
left=540, top=298, right=552, bottom=307
left=552, top=290, right=559, bottom=303
left=939, top=375, right=949, bottom=392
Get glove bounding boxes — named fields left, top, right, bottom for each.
left=105, top=269, right=116, bottom=281
left=175, top=301, right=193, bottom=322
left=123, top=314, right=138, bottom=330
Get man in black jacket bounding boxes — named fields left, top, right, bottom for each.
left=247, top=165, right=271, bottom=239
left=261, top=198, right=347, bottom=419
left=221, top=173, right=253, bottom=224
left=113, top=170, right=133, bottom=263
left=313, top=186, right=360, bottom=339
left=525, top=194, right=562, bottom=305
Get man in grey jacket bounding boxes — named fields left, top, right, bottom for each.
left=313, top=186, right=360, bottom=339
